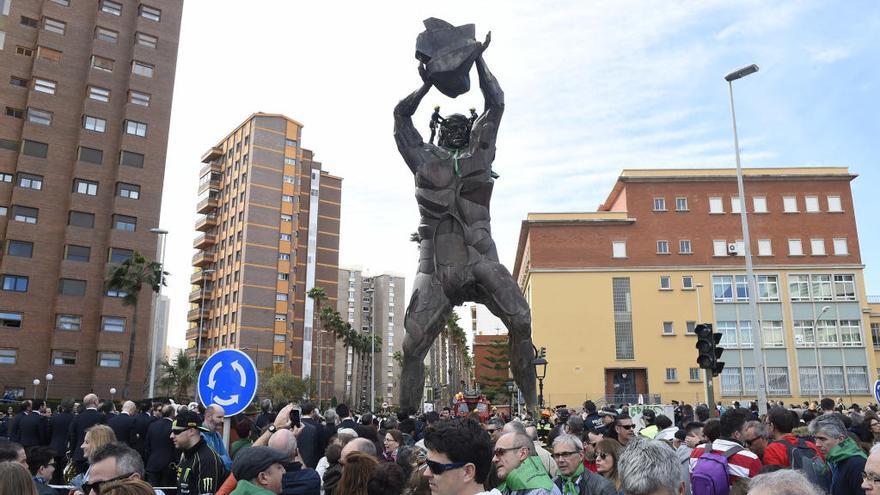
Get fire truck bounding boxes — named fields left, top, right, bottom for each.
left=452, top=390, right=492, bottom=422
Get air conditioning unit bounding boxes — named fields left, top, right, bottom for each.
left=727, top=243, right=738, bottom=255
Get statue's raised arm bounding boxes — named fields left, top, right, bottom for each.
left=393, top=79, right=432, bottom=174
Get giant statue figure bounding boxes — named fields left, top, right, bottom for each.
left=395, top=19, right=538, bottom=412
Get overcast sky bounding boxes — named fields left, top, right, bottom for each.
left=159, top=0, right=880, bottom=349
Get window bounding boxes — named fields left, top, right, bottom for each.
left=754, top=239, right=771, bottom=256
left=91, top=55, right=114, bottom=72
left=27, top=107, right=52, bottom=125
left=6, top=106, right=23, bottom=118
left=3, top=274, right=29, bottom=292
left=42, top=17, right=66, bottom=35
left=272, top=355, right=284, bottom=364
left=88, top=86, right=111, bottom=102
left=98, top=351, right=122, bottom=368
left=100, top=0, right=122, bottom=15
left=660, top=276, right=671, bottom=290
left=285, top=139, right=298, bottom=147
left=811, top=274, right=833, bottom=301
left=65, top=245, right=90, bottom=262
left=689, top=367, right=701, bottom=381
left=730, top=196, right=742, bottom=214
left=872, top=323, right=880, bottom=350
left=7, top=240, right=33, bottom=258
left=101, top=316, right=125, bottom=332
left=283, top=175, right=295, bottom=184
left=766, top=367, right=790, bottom=395
left=21, top=16, right=38, bottom=28
left=783, top=196, right=797, bottom=212
left=834, top=274, right=856, bottom=301
left=56, top=314, right=81, bottom=331
left=757, top=275, right=779, bottom=302
left=0, top=349, right=17, bottom=364
left=682, top=276, right=694, bottom=289
left=69, top=211, right=95, bottom=228
left=847, top=367, right=869, bottom=393
left=10, top=76, right=29, bottom=88
left=33, top=78, right=56, bottom=94
left=120, top=150, right=144, bottom=168
left=612, top=278, right=634, bottom=359
left=788, top=239, right=803, bottom=256
left=17, top=173, right=43, bottom=190
left=13, top=206, right=38, bottom=223
left=52, top=350, right=76, bottom=366
left=656, top=240, right=669, bottom=254
left=653, top=198, right=666, bottom=211
left=15, top=46, right=33, bottom=57
left=280, top=233, right=291, bottom=241
left=679, top=239, right=692, bottom=254
left=275, top=314, right=287, bottom=322
left=799, top=367, right=820, bottom=395
left=0, top=174, right=10, bottom=182
left=734, top=240, right=745, bottom=257
left=125, top=120, right=147, bottom=137
left=279, top=253, right=290, bottom=261
left=805, top=196, right=820, bottom=213
left=106, top=289, right=128, bottom=298
left=665, top=368, right=678, bottom=382
left=817, top=320, right=837, bottom=347
left=713, top=240, right=727, bottom=257
left=281, top=195, right=293, bottom=202
left=73, top=179, right=98, bottom=196
left=79, top=147, right=103, bottom=164
left=113, top=214, right=136, bottom=232
left=83, top=115, right=107, bottom=132
left=108, top=248, right=132, bottom=263
left=278, top=273, right=289, bottom=281
left=810, top=238, right=826, bottom=256
left=117, top=183, right=140, bottom=199
left=135, top=32, right=158, bottom=48
left=612, top=241, right=626, bottom=258
left=131, top=60, right=154, bottom=78
left=128, top=90, right=150, bottom=107
left=752, top=196, right=767, bottom=213
left=139, top=4, right=161, bottom=21
left=95, top=26, right=118, bottom=43
left=717, top=321, right=738, bottom=347
left=281, top=214, right=292, bottom=222
left=827, top=196, right=842, bottom=212
left=832, top=238, right=848, bottom=256
left=662, top=321, right=674, bottom=335
left=823, top=366, right=845, bottom=393
left=59, top=278, right=86, bottom=296
left=276, top=293, right=288, bottom=301
left=675, top=197, right=688, bottom=211
left=720, top=368, right=742, bottom=396
left=0, top=312, right=22, bottom=328
left=839, top=320, right=862, bottom=347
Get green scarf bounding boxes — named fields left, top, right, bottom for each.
left=498, top=456, right=555, bottom=493
left=827, top=437, right=867, bottom=465
left=559, top=464, right=585, bottom=495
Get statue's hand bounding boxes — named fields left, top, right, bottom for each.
left=480, top=31, right=491, bottom=52
left=418, top=64, right=431, bottom=84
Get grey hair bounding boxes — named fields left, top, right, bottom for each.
left=808, top=413, right=847, bottom=439
left=349, top=437, right=377, bottom=457
left=552, top=433, right=583, bottom=452
left=268, top=429, right=298, bottom=460
left=324, top=408, right=338, bottom=424
left=525, top=426, right=538, bottom=441
left=748, top=469, right=824, bottom=495
left=618, top=438, right=680, bottom=495
left=502, top=420, right=527, bottom=436
left=743, top=420, right=768, bottom=438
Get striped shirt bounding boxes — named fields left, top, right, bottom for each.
left=689, top=439, right=762, bottom=483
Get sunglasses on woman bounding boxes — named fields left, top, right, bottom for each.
left=597, top=452, right=611, bottom=460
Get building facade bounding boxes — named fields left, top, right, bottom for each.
left=0, top=0, right=182, bottom=400
left=514, top=168, right=876, bottom=407
left=334, top=269, right=405, bottom=410
left=189, top=113, right=341, bottom=401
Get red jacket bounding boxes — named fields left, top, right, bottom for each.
left=583, top=458, right=598, bottom=472
left=763, top=434, right=824, bottom=467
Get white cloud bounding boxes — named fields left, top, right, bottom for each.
left=808, top=46, right=852, bottom=64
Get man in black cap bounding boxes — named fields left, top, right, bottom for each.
left=230, top=446, right=286, bottom=494
left=171, top=409, right=228, bottom=495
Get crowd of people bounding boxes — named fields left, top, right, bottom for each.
left=1, top=394, right=879, bottom=494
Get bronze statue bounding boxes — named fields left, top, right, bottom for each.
left=395, top=18, right=538, bottom=413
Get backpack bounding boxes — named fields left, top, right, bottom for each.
left=770, top=438, right=831, bottom=493
left=691, top=442, right=743, bottom=495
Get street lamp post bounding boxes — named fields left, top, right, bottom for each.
left=148, top=227, right=168, bottom=399
left=533, top=356, right=548, bottom=410
left=506, top=381, right=515, bottom=418
left=813, top=305, right=831, bottom=399
left=725, top=63, right=768, bottom=417
left=45, top=373, right=53, bottom=402
left=32, top=379, right=40, bottom=401
left=695, top=283, right=704, bottom=323
left=364, top=286, right=375, bottom=412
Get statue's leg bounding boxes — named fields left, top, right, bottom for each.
left=472, top=260, right=538, bottom=414
left=400, top=271, right=452, bottom=412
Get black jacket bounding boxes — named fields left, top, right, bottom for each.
left=319, top=423, right=336, bottom=459
left=175, top=438, right=228, bottom=495
left=281, top=461, right=321, bottom=495
left=48, top=412, right=74, bottom=455
left=69, top=408, right=106, bottom=461
left=17, top=411, right=47, bottom=448
left=131, top=412, right=156, bottom=456
left=108, top=412, right=137, bottom=447
left=298, top=418, right=321, bottom=468
left=144, top=417, right=175, bottom=472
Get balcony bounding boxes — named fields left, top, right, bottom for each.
left=195, top=214, right=219, bottom=232
left=198, top=174, right=223, bottom=195
left=868, top=295, right=880, bottom=304
left=187, top=306, right=210, bottom=321
left=190, top=269, right=215, bottom=285
left=201, top=146, right=223, bottom=163
left=200, top=161, right=222, bottom=176
left=186, top=326, right=208, bottom=342
left=192, top=250, right=217, bottom=267
left=193, top=233, right=217, bottom=250
left=196, top=196, right=219, bottom=214
left=189, top=289, right=206, bottom=303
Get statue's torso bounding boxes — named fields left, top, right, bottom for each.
left=414, top=145, right=494, bottom=226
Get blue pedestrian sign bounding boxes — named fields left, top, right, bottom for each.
left=197, top=349, right=258, bottom=417
left=874, top=380, right=880, bottom=405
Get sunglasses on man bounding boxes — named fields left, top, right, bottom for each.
left=82, top=473, right=132, bottom=494
left=426, top=459, right=468, bottom=475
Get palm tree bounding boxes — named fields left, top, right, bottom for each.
left=308, top=287, right=328, bottom=405
left=158, top=350, right=202, bottom=400
left=105, top=251, right=166, bottom=399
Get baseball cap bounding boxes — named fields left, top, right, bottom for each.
left=232, top=446, right=287, bottom=481
left=172, top=409, right=208, bottom=432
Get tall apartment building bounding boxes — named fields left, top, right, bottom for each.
left=514, top=167, right=877, bottom=406
left=0, top=0, right=182, bottom=400
left=190, top=113, right=341, bottom=395
left=334, top=269, right=405, bottom=409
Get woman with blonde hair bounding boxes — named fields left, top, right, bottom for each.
left=595, top=438, right=624, bottom=494
left=0, top=460, right=38, bottom=495
left=337, top=451, right=379, bottom=495
left=71, top=424, right=117, bottom=490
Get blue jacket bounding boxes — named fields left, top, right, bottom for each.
left=281, top=462, right=321, bottom=495
left=202, top=429, right=233, bottom=470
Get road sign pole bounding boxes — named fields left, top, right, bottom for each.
left=223, top=417, right=231, bottom=453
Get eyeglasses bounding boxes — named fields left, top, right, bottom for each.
left=863, top=471, right=880, bottom=483
left=171, top=427, right=193, bottom=435
left=551, top=451, right=580, bottom=460
left=743, top=437, right=763, bottom=447
left=426, top=459, right=468, bottom=475
left=493, top=446, right=524, bottom=457
left=617, top=424, right=635, bottom=430
left=597, top=452, right=611, bottom=460
left=82, top=473, right=131, bottom=494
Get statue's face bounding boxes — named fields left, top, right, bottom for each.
left=438, top=115, right=470, bottom=150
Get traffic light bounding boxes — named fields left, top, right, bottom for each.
left=538, top=347, right=547, bottom=358
left=694, top=323, right=725, bottom=376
